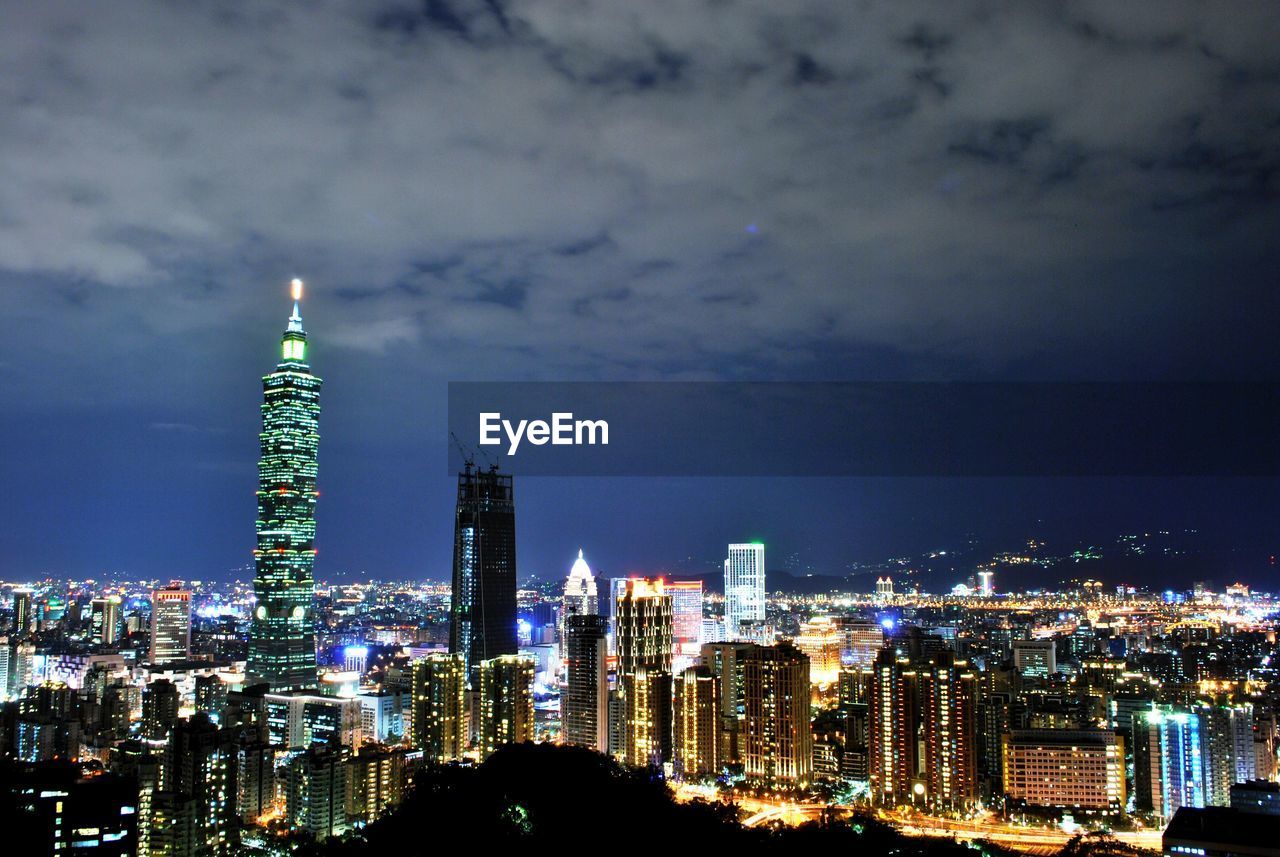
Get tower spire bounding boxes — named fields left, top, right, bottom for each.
left=288, top=277, right=304, bottom=331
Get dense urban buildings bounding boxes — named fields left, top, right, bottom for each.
left=148, top=587, right=191, bottom=665
left=246, top=281, right=321, bottom=692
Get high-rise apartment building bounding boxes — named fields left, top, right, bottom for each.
left=674, top=664, right=721, bottom=779
left=247, top=280, right=321, bottom=692
left=286, top=745, right=348, bottom=841
left=1135, top=706, right=1206, bottom=820
left=477, top=655, right=534, bottom=759
left=450, top=464, right=517, bottom=682
left=562, top=613, right=609, bottom=752
left=409, top=653, right=467, bottom=763
left=742, top=642, right=812, bottom=787
left=723, top=544, right=765, bottom=641
left=163, top=713, right=239, bottom=854
left=149, top=586, right=191, bottom=665
left=920, top=651, right=978, bottom=811
left=13, top=589, right=33, bottom=635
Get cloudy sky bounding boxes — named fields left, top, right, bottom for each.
left=2, top=1, right=1278, bottom=584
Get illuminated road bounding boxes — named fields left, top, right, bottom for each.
left=672, top=785, right=1162, bottom=854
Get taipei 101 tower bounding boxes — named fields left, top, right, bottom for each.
left=247, top=278, right=321, bottom=690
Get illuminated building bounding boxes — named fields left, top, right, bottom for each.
left=674, top=664, right=721, bottom=779
left=1197, top=704, right=1257, bottom=807
left=742, top=642, right=812, bottom=787
left=149, top=586, right=191, bottom=665
left=142, top=678, right=180, bottom=741
left=163, top=713, right=238, bottom=854
left=838, top=618, right=885, bottom=667
left=91, top=596, right=122, bottom=645
left=668, top=579, right=704, bottom=652
left=795, top=616, right=842, bottom=686
left=875, top=576, right=894, bottom=600
left=1002, top=729, right=1125, bottom=811
left=286, top=745, right=348, bottom=841
left=1135, top=706, right=1206, bottom=820
left=357, top=689, right=404, bottom=744
left=450, top=464, right=517, bottom=682
left=562, top=614, right=609, bottom=752
left=345, top=746, right=405, bottom=824
left=13, top=588, right=33, bottom=635
left=723, top=543, right=765, bottom=641
left=870, top=647, right=917, bottom=805
left=343, top=645, right=369, bottom=674
left=920, top=651, right=978, bottom=810
left=701, top=641, right=756, bottom=766
left=264, top=690, right=362, bottom=749
left=236, top=740, right=275, bottom=824
left=1012, top=639, right=1056, bottom=679
left=5, top=765, right=139, bottom=856
left=561, top=549, right=598, bottom=630
left=410, top=653, right=467, bottom=762
left=616, top=578, right=673, bottom=766
left=477, top=655, right=534, bottom=759
left=149, top=791, right=197, bottom=857
left=247, top=279, right=321, bottom=692
left=977, top=570, right=994, bottom=597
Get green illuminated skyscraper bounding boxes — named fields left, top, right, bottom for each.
left=247, top=279, right=321, bottom=691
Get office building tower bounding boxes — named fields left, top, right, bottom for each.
left=357, top=689, right=404, bottom=744
left=668, top=579, right=704, bottom=649
left=870, top=647, right=918, bottom=805
left=1198, top=704, right=1257, bottom=807
left=742, top=642, right=812, bottom=787
left=286, top=745, right=348, bottom=841
left=1002, top=729, right=1126, bottom=810
left=875, top=576, right=894, bottom=599
left=450, top=464, right=517, bottom=681
left=343, top=645, right=369, bottom=675
left=616, top=578, right=673, bottom=766
left=263, top=690, right=362, bottom=750
left=410, top=653, right=467, bottom=763
left=920, top=651, right=978, bottom=810
left=247, top=280, right=321, bottom=692
left=13, top=588, right=33, bottom=635
left=1012, top=639, right=1056, bottom=679
left=150, top=586, right=191, bottom=665
left=674, top=665, right=721, bottom=779
left=91, top=596, right=122, bottom=645
left=345, top=746, right=406, bottom=825
left=561, top=549, right=598, bottom=626
left=562, top=614, right=609, bottom=752
left=1135, top=706, right=1206, bottom=820
left=142, top=678, right=181, bottom=741
left=477, top=655, right=534, bottom=759
left=163, top=713, right=239, bottom=854
left=977, top=570, right=995, bottom=597
left=723, top=543, right=765, bottom=640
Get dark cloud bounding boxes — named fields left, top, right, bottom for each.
left=1, top=0, right=1279, bottom=579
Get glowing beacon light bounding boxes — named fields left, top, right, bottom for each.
left=291, top=278, right=304, bottom=301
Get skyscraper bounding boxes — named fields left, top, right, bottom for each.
left=723, top=543, right=765, bottom=641
left=149, top=587, right=191, bottom=665
left=562, top=613, right=609, bottom=752
left=668, top=579, right=704, bottom=652
left=674, top=665, right=721, bottom=779
left=477, top=655, right=535, bottom=759
left=615, top=578, right=673, bottom=766
left=742, top=642, right=813, bottom=787
left=449, top=463, right=517, bottom=682
left=247, top=279, right=321, bottom=692
left=13, top=588, right=33, bottom=635
left=91, top=596, right=122, bottom=645
left=870, top=646, right=918, bottom=806
left=919, top=651, right=978, bottom=811
left=1135, top=706, right=1206, bottom=821
left=410, top=653, right=467, bottom=763
left=561, top=549, right=598, bottom=625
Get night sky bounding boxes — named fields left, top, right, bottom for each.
left=2, top=2, right=1278, bottom=587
